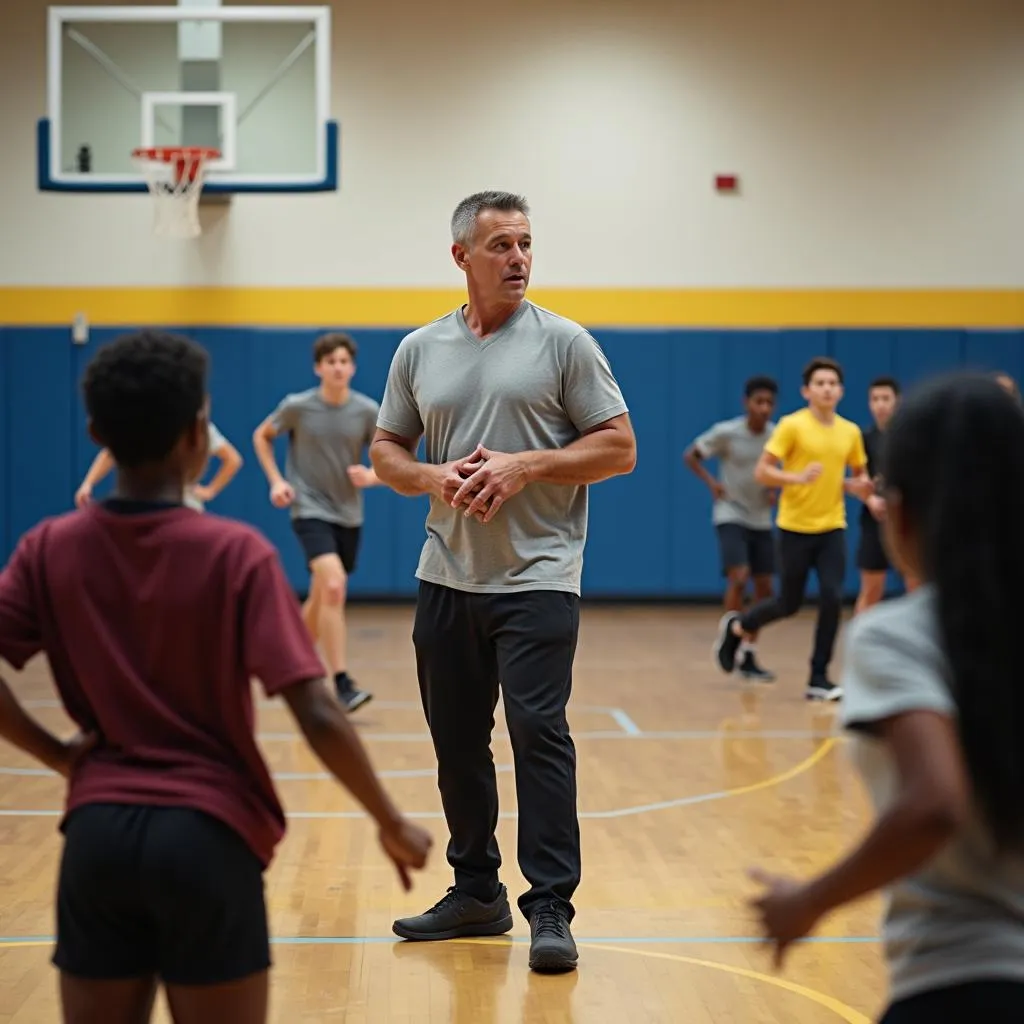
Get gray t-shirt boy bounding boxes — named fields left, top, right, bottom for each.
left=377, top=301, right=629, bottom=595
left=270, top=388, right=379, bottom=527
left=841, top=585, right=1024, bottom=1003
left=692, top=416, right=775, bottom=530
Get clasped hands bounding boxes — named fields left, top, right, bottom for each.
left=438, top=444, right=530, bottom=524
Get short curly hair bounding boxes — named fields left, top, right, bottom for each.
left=81, top=330, right=208, bottom=467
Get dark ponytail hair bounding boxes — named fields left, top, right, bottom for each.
left=882, top=372, right=1024, bottom=852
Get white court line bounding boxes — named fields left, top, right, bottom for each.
left=17, top=702, right=839, bottom=743
left=0, top=737, right=837, bottom=820
left=608, top=708, right=642, bottom=736
left=0, top=781, right=821, bottom=822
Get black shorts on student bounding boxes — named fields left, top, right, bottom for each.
left=292, top=518, right=361, bottom=573
left=53, top=803, right=270, bottom=985
left=856, top=514, right=890, bottom=573
left=715, top=523, right=775, bottom=577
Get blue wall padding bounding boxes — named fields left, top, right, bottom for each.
left=1, top=325, right=1018, bottom=599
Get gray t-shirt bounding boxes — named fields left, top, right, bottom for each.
left=270, top=388, right=379, bottom=527
left=692, top=416, right=775, bottom=530
left=377, top=301, right=629, bottom=595
left=841, top=585, right=1024, bottom=1003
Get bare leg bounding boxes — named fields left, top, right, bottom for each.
left=301, top=573, right=323, bottom=644
left=855, top=570, right=886, bottom=616
left=165, top=973, right=269, bottom=1024
left=60, top=974, right=159, bottom=1024
left=310, top=553, right=348, bottom=678
left=723, top=566, right=748, bottom=616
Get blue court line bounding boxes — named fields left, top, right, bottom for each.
left=0, top=934, right=876, bottom=947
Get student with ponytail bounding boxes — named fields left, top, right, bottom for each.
left=748, top=371, right=1024, bottom=1022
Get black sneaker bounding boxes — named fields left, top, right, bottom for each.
left=807, top=677, right=843, bottom=702
left=392, top=885, right=513, bottom=942
left=528, top=901, right=578, bottom=973
left=712, top=613, right=743, bottom=674
left=339, top=688, right=373, bottom=713
left=738, top=651, right=775, bottom=682
left=335, top=673, right=372, bottom=713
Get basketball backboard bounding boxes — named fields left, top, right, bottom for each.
left=39, top=4, right=337, bottom=194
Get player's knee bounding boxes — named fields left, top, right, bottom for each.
left=819, top=581, right=843, bottom=608
left=311, top=556, right=347, bottom=606
left=506, top=703, right=568, bottom=755
left=727, top=566, right=750, bottom=588
left=322, top=574, right=347, bottom=606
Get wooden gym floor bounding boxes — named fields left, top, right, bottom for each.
left=0, top=604, right=887, bottom=1023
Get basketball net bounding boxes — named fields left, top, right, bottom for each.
left=131, top=147, right=220, bottom=239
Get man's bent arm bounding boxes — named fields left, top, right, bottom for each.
left=370, top=429, right=437, bottom=497
left=520, top=414, right=636, bottom=486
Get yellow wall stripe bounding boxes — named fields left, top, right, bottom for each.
left=1, top=287, right=1022, bottom=328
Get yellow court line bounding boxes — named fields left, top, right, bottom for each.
left=451, top=937, right=869, bottom=1022
left=719, top=735, right=838, bottom=801
left=581, top=944, right=872, bottom=1024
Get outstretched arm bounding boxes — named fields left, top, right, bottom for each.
left=749, top=709, right=967, bottom=967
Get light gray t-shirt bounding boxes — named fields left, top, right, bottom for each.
left=377, top=301, right=629, bottom=595
left=692, top=416, right=775, bottom=530
left=270, top=388, right=379, bottom=527
left=841, top=585, right=1024, bottom=1003
left=184, top=421, right=228, bottom=513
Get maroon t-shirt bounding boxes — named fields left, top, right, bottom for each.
left=0, top=500, right=325, bottom=867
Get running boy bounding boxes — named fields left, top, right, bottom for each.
left=253, top=333, right=380, bottom=712
left=713, top=356, right=872, bottom=701
left=75, top=420, right=242, bottom=512
left=685, top=375, right=779, bottom=681
left=0, top=330, right=431, bottom=1024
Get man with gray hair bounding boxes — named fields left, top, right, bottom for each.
left=371, top=190, right=636, bottom=973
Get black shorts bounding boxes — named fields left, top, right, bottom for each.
left=857, top=516, right=890, bottom=572
left=292, top=517, right=361, bottom=573
left=716, top=523, right=775, bottom=577
left=53, top=804, right=270, bottom=986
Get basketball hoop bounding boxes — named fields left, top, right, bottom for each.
left=131, top=146, right=220, bottom=239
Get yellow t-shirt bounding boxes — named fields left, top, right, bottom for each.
left=765, top=408, right=867, bottom=534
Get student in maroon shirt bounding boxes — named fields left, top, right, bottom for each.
left=0, top=331, right=432, bottom=1024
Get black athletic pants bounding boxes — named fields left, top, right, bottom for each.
left=880, top=981, right=1024, bottom=1022
left=412, top=580, right=581, bottom=921
left=738, top=528, right=846, bottom=678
